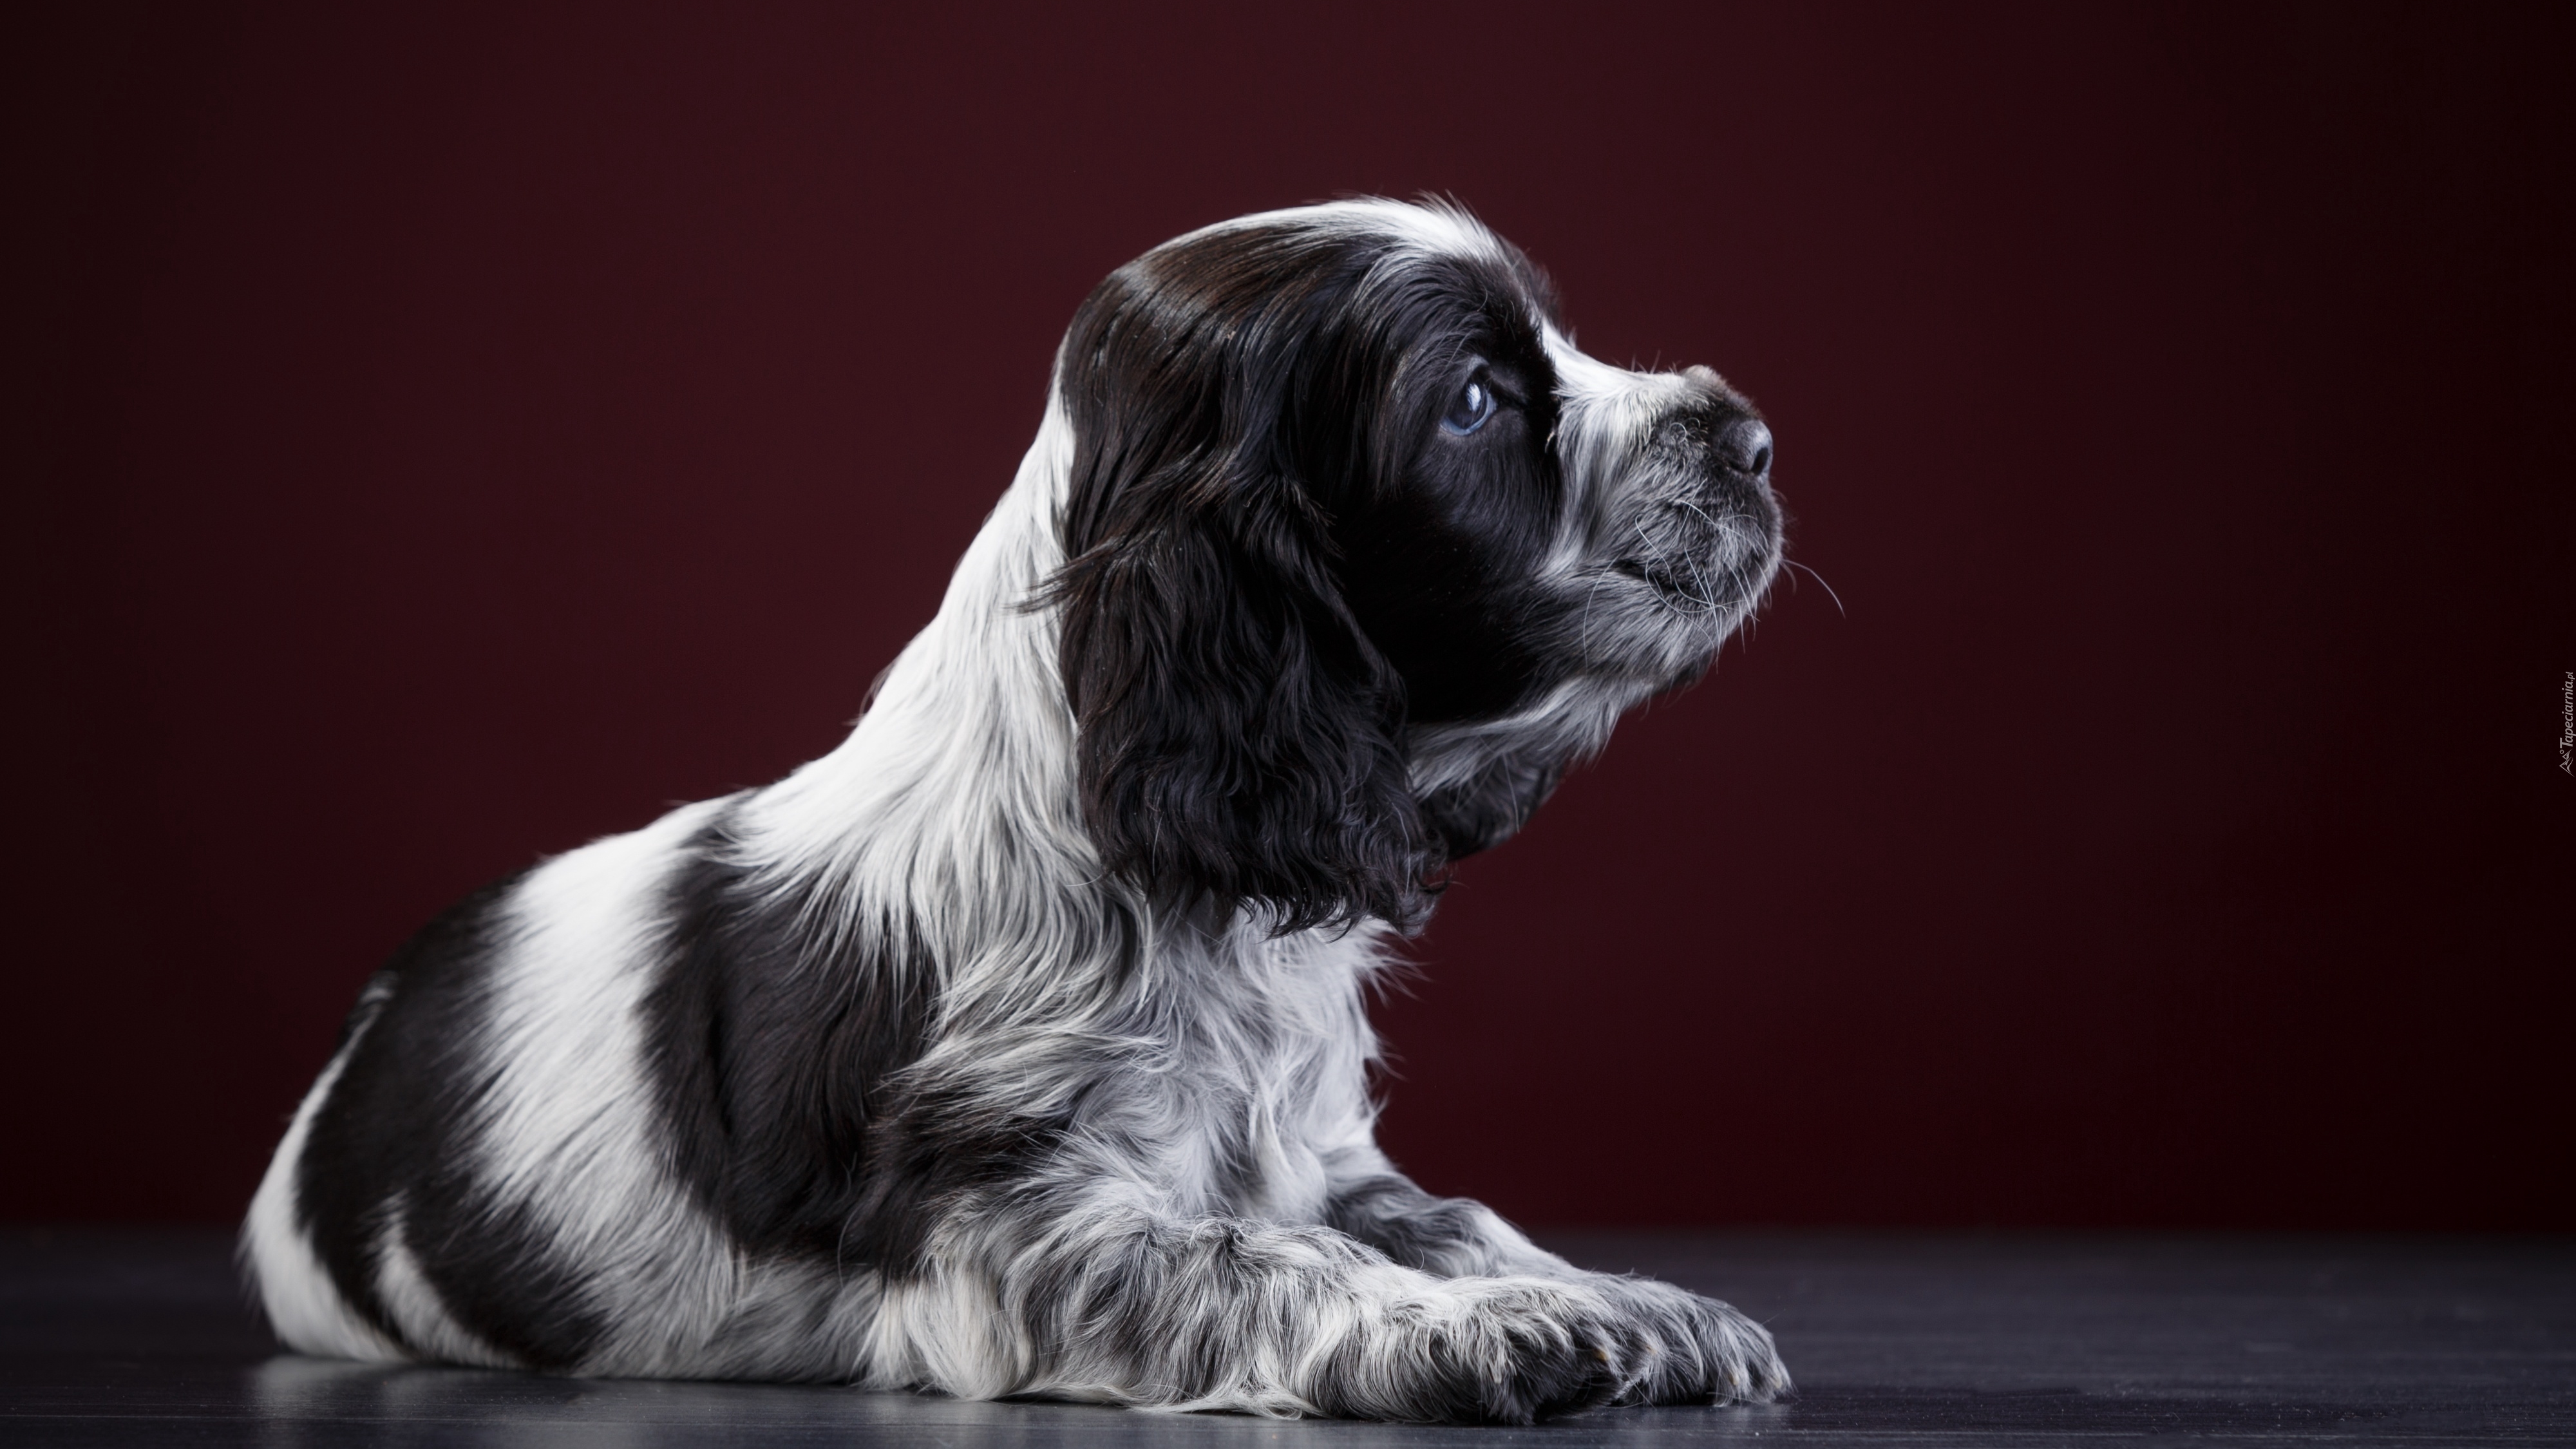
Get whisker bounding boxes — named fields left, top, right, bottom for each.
left=1782, top=558, right=1847, bottom=617
left=1631, top=519, right=1718, bottom=614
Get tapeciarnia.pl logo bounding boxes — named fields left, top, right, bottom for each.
left=2561, top=671, right=2573, bottom=776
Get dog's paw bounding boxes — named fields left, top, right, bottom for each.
left=1319, top=1276, right=1660, bottom=1423
left=1589, top=1275, right=1791, bottom=1406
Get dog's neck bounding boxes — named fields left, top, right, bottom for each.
left=728, top=388, right=1392, bottom=1031
left=734, top=392, right=1099, bottom=956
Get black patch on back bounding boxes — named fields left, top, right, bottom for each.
left=641, top=810, right=1073, bottom=1280
left=641, top=812, right=932, bottom=1265
left=296, top=870, right=611, bottom=1370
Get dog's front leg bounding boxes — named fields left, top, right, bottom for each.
left=1325, top=1161, right=1567, bottom=1278
left=1322, top=1157, right=1791, bottom=1408
left=874, top=1201, right=1694, bottom=1423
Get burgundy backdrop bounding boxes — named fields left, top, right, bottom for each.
left=10, top=3, right=2570, bottom=1229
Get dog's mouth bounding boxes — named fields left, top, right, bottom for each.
left=1612, top=554, right=1738, bottom=613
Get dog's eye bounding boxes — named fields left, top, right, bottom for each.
left=1441, top=373, right=1496, bottom=437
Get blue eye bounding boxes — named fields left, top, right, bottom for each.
left=1441, top=374, right=1496, bottom=435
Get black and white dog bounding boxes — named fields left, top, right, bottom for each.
left=245, top=200, right=1791, bottom=1423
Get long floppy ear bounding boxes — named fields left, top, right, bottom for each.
left=1045, top=256, right=1439, bottom=932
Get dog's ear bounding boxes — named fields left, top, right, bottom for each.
left=1045, top=257, right=1439, bottom=933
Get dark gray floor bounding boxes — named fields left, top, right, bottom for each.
left=2, top=1227, right=2568, bottom=1446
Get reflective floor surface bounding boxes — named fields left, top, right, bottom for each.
left=3, top=1227, right=2568, bottom=1446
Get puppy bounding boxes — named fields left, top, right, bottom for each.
left=245, top=199, right=1792, bottom=1423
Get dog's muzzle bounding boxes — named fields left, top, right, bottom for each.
left=1611, top=369, right=1781, bottom=617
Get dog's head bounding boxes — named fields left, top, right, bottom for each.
left=1046, top=200, right=1779, bottom=931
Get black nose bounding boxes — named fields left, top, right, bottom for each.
left=1716, top=416, right=1773, bottom=479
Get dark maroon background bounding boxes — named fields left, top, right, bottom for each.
left=10, top=3, right=2571, bottom=1229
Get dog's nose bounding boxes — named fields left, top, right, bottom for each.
left=1716, top=416, right=1773, bottom=479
